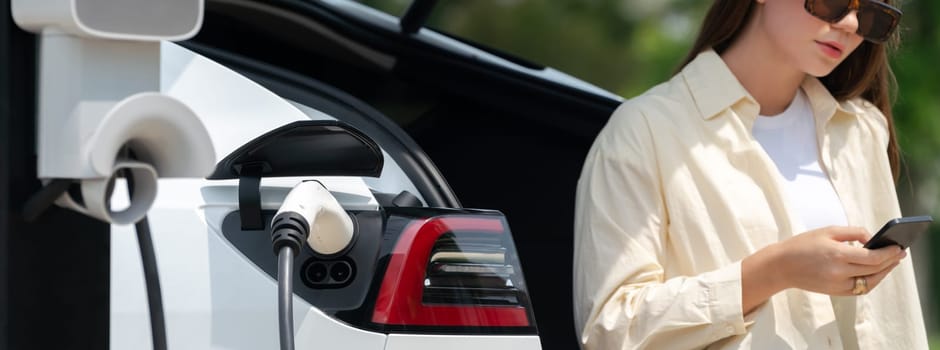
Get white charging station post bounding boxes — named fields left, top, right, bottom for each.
left=10, top=2, right=215, bottom=349
left=12, top=0, right=215, bottom=223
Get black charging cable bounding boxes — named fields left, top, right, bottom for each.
left=277, top=245, right=296, bottom=350
left=22, top=179, right=74, bottom=222
left=270, top=213, right=309, bottom=350
left=122, top=160, right=167, bottom=350
left=22, top=171, right=167, bottom=350
left=132, top=215, right=168, bottom=350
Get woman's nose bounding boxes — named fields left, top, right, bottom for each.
left=831, top=9, right=861, bottom=35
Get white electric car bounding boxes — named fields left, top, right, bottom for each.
left=110, top=41, right=541, bottom=350
left=108, top=0, right=623, bottom=349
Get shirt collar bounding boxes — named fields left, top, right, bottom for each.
left=680, top=49, right=755, bottom=120
left=680, top=49, right=850, bottom=123
left=800, top=74, right=848, bottom=125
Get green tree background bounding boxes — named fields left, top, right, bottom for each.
left=361, top=0, right=940, bottom=344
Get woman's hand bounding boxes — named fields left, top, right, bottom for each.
left=742, top=226, right=906, bottom=314
left=775, top=226, right=905, bottom=294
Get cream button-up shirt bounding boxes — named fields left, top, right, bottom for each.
left=573, top=50, right=928, bottom=349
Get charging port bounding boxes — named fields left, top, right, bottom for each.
left=302, top=259, right=356, bottom=288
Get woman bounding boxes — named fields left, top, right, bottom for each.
left=573, top=0, right=927, bottom=349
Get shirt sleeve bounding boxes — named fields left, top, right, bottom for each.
left=573, top=104, right=747, bottom=350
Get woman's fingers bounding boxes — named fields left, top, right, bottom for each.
left=843, top=249, right=906, bottom=277
left=826, top=226, right=871, bottom=243
left=838, top=243, right=903, bottom=266
left=847, top=261, right=901, bottom=296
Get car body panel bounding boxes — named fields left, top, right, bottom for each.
left=385, top=334, right=542, bottom=350
left=111, top=40, right=540, bottom=348
left=111, top=177, right=388, bottom=350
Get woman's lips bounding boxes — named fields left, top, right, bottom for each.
left=816, top=40, right=844, bottom=59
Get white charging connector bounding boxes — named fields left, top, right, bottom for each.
left=269, top=180, right=355, bottom=350
left=271, top=180, right=355, bottom=256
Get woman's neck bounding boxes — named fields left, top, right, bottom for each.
left=720, top=12, right=806, bottom=116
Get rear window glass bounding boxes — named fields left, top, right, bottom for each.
left=353, top=0, right=707, bottom=96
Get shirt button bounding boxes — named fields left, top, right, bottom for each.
left=725, top=325, right=735, bottom=334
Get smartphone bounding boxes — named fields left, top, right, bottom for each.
left=864, top=216, right=933, bottom=250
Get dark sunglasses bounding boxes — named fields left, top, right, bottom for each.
left=804, top=0, right=902, bottom=43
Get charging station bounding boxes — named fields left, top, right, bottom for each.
left=3, top=0, right=212, bottom=347
left=1, top=1, right=111, bottom=348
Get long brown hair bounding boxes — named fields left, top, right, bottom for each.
left=677, top=0, right=902, bottom=181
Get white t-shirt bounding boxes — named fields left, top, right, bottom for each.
left=752, top=88, right=848, bottom=230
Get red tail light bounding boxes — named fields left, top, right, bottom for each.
left=371, top=215, right=535, bottom=330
